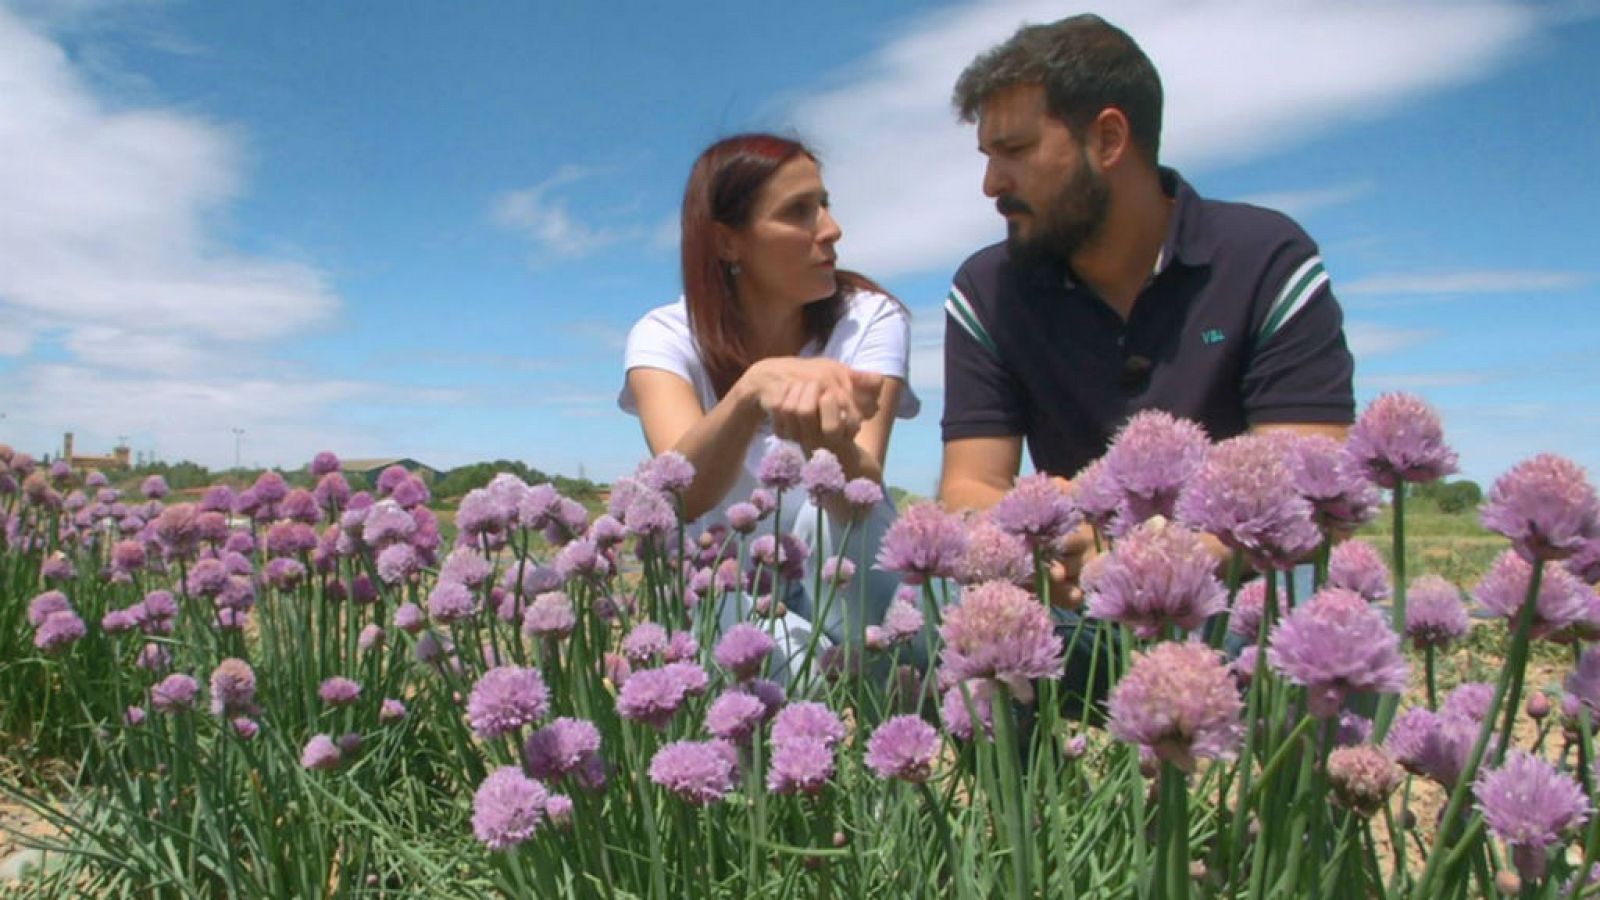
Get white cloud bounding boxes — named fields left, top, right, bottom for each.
left=0, top=8, right=339, bottom=360
left=1343, top=322, right=1435, bottom=358
left=1234, top=181, right=1373, bottom=220
left=791, top=1, right=1543, bottom=278
left=1342, top=269, right=1591, bottom=296
left=492, top=165, right=633, bottom=261
left=907, top=305, right=945, bottom=393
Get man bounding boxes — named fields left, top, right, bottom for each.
left=939, top=15, right=1355, bottom=600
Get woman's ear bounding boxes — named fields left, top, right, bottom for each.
left=713, top=222, right=740, bottom=266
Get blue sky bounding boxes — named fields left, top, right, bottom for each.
left=1, top=0, right=1597, bottom=495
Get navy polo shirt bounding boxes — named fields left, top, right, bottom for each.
left=941, top=168, right=1355, bottom=479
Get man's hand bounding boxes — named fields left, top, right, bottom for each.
left=1045, top=522, right=1098, bottom=609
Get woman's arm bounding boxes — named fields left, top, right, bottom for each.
left=627, top=366, right=765, bottom=523
left=629, top=357, right=879, bottom=523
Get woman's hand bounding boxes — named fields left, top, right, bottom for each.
left=737, top=358, right=883, bottom=455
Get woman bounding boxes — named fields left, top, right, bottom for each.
left=618, top=133, right=918, bottom=672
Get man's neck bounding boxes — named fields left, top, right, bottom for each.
left=1069, top=172, right=1172, bottom=320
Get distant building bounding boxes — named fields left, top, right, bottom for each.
left=338, top=458, right=439, bottom=488
left=62, top=432, right=130, bottom=473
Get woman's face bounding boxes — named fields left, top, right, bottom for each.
left=726, top=155, right=842, bottom=314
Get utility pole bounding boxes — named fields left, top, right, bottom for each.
left=231, top=428, right=245, bottom=470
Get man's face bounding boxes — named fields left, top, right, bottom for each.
left=977, top=83, right=1109, bottom=265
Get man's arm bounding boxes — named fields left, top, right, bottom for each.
left=1250, top=422, right=1348, bottom=441
left=938, top=435, right=1023, bottom=513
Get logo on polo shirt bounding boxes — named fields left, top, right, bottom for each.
left=1202, top=328, right=1225, bottom=345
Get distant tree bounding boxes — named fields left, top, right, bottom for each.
left=1409, top=479, right=1483, bottom=514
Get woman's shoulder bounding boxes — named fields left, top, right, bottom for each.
left=841, top=288, right=907, bottom=325
left=633, top=298, right=690, bottom=332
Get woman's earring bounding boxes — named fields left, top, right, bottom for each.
left=728, top=262, right=742, bottom=277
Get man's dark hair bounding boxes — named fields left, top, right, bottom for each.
left=954, top=15, right=1163, bottom=162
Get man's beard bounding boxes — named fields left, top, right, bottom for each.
left=1002, top=155, right=1110, bottom=268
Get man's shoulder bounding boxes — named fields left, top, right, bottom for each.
left=1184, top=191, right=1317, bottom=261
left=951, top=241, right=1017, bottom=308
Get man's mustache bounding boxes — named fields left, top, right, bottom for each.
left=996, top=195, right=1032, bottom=216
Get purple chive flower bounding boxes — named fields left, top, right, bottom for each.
left=27, top=591, right=72, bottom=627
left=821, top=556, right=855, bottom=587
left=379, top=698, right=408, bottom=724
left=1326, top=745, right=1403, bottom=818
left=942, top=679, right=998, bottom=740
left=150, top=673, right=200, bottom=713
left=767, top=737, right=835, bottom=795
left=358, top=623, right=384, bottom=653
left=467, top=667, right=550, bottom=738
left=1475, top=751, right=1591, bottom=883
left=1067, top=457, right=1125, bottom=533
left=770, top=701, right=846, bottom=748
left=1442, top=682, right=1495, bottom=722
left=136, top=642, right=171, bottom=672
left=101, top=607, right=138, bottom=634
left=1326, top=539, right=1391, bottom=604
left=231, top=717, right=260, bottom=740
left=33, top=611, right=86, bottom=652
left=990, top=473, right=1081, bottom=552
left=319, top=677, right=362, bottom=707
left=622, top=488, right=676, bottom=537
left=637, top=451, right=696, bottom=495
left=649, top=740, right=737, bottom=805
left=1336, top=712, right=1374, bottom=747
left=472, top=767, right=549, bottom=850
left=1480, top=454, right=1600, bottom=563
left=726, top=502, right=761, bottom=534
left=587, top=513, right=627, bottom=548
left=741, top=678, right=787, bottom=721
left=705, top=691, right=768, bottom=743
left=302, top=734, right=343, bottom=771
left=310, top=451, right=341, bottom=477
left=1565, top=649, right=1600, bottom=714
left=876, top=501, right=967, bottom=585
left=523, top=717, right=603, bottom=782
left=425, top=580, right=478, bottom=624
left=523, top=591, right=576, bottom=639
left=263, top=557, right=306, bottom=589
left=799, top=448, right=847, bottom=502
left=616, top=667, right=691, bottom=729
left=1267, top=588, right=1409, bottom=717
left=545, top=794, right=574, bottom=828
left=939, top=579, right=1066, bottom=702
left=1175, top=433, right=1322, bottom=571
left=714, top=624, right=777, bottom=680
left=882, top=597, right=924, bottom=645
left=209, top=658, right=257, bottom=717
left=864, top=715, right=941, bottom=783
left=1107, top=641, right=1242, bottom=772
left=1405, top=575, right=1471, bottom=649
left=124, top=706, right=146, bottom=728
left=1385, top=708, right=1479, bottom=788
left=749, top=533, right=809, bottom=583
left=958, top=516, right=1034, bottom=586
left=1285, top=434, right=1381, bottom=531
left=1346, top=392, right=1459, bottom=488
left=1226, top=580, right=1286, bottom=640
left=1083, top=518, right=1227, bottom=639
left=663, top=630, right=699, bottom=663
left=40, top=553, right=74, bottom=582
left=139, top=474, right=169, bottom=499
left=1102, top=410, right=1210, bottom=523
left=375, top=543, right=420, bottom=585
left=622, top=621, right=669, bottom=663
left=1474, top=549, right=1593, bottom=639
left=843, top=478, right=884, bottom=516
left=664, top=662, right=709, bottom=697
left=111, top=539, right=146, bottom=573
left=394, top=603, right=426, bottom=634
left=757, top=443, right=805, bottom=491
left=553, top=538, right=606, bottom=579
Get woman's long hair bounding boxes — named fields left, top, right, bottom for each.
left=680, top=133, right=886, bottom=399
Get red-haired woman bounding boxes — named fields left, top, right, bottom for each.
left=619, top=133, right=918, bottom=671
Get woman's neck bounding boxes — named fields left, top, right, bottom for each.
left=739, top=295, right=809, bottom=359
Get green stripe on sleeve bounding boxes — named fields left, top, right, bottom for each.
left=945, top=287, right=999, bottom=358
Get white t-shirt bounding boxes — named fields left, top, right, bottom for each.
left=618, top=290, right=920, bottom=532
